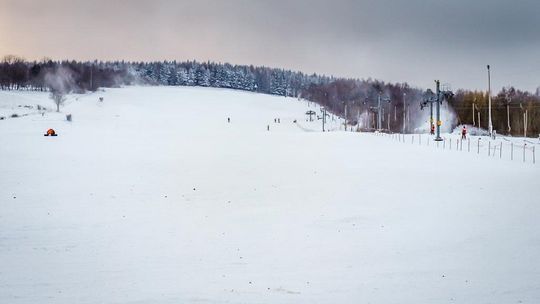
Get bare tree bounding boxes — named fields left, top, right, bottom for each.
left=50, top=90, right=66, bottom=112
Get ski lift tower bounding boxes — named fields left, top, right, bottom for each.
left=421, top=80, right=453, bottom=141
left=318, top=107, right=330, bottom=132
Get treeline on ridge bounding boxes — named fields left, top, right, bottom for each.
left=1, top=55, right=538, bottom=137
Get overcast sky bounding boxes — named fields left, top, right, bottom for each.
left=1, top=0, right=539, bottom=92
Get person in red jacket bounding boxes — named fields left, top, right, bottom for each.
left=461, top=126, right=467, bottom=139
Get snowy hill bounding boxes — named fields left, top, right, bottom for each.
left=1, top=86, right=539, bottom=304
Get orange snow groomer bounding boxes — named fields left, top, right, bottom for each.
left=44, top=128, right=57, bottom=136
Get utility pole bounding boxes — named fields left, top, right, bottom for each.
left=472, top=98, right=476, bottom=127
left=357, top=108, right=361, bottom=131
left=377, top=93, right=382, bottom=131
left=402, top=93, right=406, bottom=133
left=319, top=107, right=329, bottom=132
left=371, top=92, right=391, bottom=131
left=507, top=103, right=511, bottom=134
left=435, top=80, right=442, bottom=141
left=322, top=107, right=326, bottom=132
left=344, top=102, right=348, bottom=131
left=524, top=109, right=528, bottom=137
left=487, top=65, right=493, bottom=136
left=505, top=93, right=512, bottom=134
left=521, top=103, right=528, bottom=137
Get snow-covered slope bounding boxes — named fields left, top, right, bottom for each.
left=1, top=86, right=539, bottom=304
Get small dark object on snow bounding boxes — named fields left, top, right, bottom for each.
left=66, top=114, right=72, bottom=121
left=99, top=97, right=104, bottom=102
left=44, top=128, right=58, bottom=136
left=227, top=117, right=230, bottom=123
left=193, top=188, right=196, bottom=191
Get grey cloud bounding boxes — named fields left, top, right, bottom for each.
left=1, top=0, right=539, bottom=91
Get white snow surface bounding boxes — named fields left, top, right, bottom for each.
left=1, top=86, right=539, bottom=304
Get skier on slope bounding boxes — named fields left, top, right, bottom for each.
left=461, top=125, right=467, bottom=139
left=430, top=124, right=435, bottom=135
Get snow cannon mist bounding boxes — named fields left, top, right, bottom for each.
left=418, top=81, right=455, bottom=139
left=45, top=67, right=75, bottom=112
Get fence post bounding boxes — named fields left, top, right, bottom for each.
left=477, top=138, right=480, bottom=154
left=533, top=146, right=536, bottom=164
left=523, top=143, right=527, bottom=163
left=488, top=141, right=491, bottom=156
left=511, top=142, right=513, bottom=160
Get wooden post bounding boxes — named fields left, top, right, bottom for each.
left=488, top=141, right=491, bottom=156
left=511, top=142, right=514, bottom=160
left=523, top=143, right=527, bottom=163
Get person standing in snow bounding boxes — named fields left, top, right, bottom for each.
left=461, top=126, right=467, bottom=139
